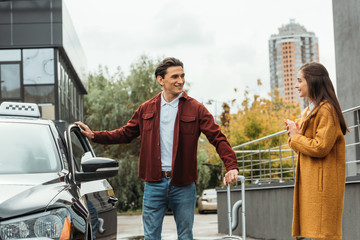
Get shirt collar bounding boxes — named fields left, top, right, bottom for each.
left=309, top=101, right=315, bottom=111
left=161, top=92, right=183, bottom=108
left=307, top=101, right=315, bottom=116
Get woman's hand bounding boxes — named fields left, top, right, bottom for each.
left=284, top=119, right=300, bottom=138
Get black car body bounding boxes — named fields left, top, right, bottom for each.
left=0, top=102, right=118, bottom=240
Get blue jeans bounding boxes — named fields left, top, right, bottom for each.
left=142, top=177, right=196, bottom=240
left=86, top=199, right=98, bottom=239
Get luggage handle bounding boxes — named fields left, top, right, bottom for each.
left=225, top=176, right=246, bottom=240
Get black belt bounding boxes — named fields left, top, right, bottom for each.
left=161, top=171, right=172, bottom=178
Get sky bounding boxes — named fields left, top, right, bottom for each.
left=65, top=0, right=335, bottom=115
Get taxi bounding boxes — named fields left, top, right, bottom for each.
left=0, top=102, right=118, bottom=240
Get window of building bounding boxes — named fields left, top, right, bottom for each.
left=24, top=85, right=55, bottom=120
left=23, top=49, right=54, bottom=85
left=0, top=64, right=21, bottom=99
left=0, top=50, right=21, bottom=61
left=64, top=74, right=69, bottom=109
left=24, top=85, right=55, bottom=104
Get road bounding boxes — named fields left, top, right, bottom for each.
left=117, top=213, right=258, bottom=240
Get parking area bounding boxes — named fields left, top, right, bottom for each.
left=117, top=213, right=257, bottom=240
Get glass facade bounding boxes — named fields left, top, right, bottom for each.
left=23, top=48, right=54, bottom=84
left=0, top=48, right=84, bottom=122
left=0, top=50, right=21, bottom=61
left=56, top=50, right=84, bottom=123
left=0, top=0, right=87, bottom=124
left=24, top=85, right=55, bottom=103
left=62, top=3, right=88, bottom=89
left=1, top=64, right=21, bottom=99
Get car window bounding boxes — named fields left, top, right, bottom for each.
left=0, top=122, right=61, bottom=174
left=69, top=128, right=94, bottom=172
left=57, top=136, right=69, bottom=170
left=71, top=131, right=85, bottom=171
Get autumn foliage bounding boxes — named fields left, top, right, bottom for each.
left=200, top=80, right=301, bottom=182
left=227, top=82, right=300, bottom=146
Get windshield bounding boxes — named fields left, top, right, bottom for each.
left=0, top=122, right=61, bottom=174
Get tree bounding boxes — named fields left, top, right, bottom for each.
left=83, top=55, right=162, bottom=211
left=228, top=83, right=300, bottom=181
left=199, top=80, right=300, bottom=184
left=220, top=102, right=230, bottom=130
left=227, top=80, right=300, bottom=146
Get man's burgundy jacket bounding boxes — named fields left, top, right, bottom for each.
left=92, top=91, right=238, bottom=186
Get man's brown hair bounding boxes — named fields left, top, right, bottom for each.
left=155, top=57, right=183, bottom=78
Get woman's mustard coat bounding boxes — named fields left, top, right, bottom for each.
left=288, top=102, right=346, bottom=239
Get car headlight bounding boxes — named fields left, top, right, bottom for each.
left=0, top=208, right=71, bottom=240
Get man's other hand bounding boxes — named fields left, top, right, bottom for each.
left=223, top=169, right=239, bottom=186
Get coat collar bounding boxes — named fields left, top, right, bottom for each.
left=179, top=91, right=189, bottom=101
left=299, top=100, right=327, bottom=133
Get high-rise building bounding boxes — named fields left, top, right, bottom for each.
left=269, top=19, right=319, bottom=109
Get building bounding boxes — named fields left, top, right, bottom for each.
left=268, top=19, right=319, bottom=109
left=333, top=0, right=360, bottom=176
left=0, top=0, right=87, bottom=124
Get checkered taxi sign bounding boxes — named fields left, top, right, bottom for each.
left=0, top=102, right=40, bottom=117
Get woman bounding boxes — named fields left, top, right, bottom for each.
left=285, top=62, right=348, bottom=240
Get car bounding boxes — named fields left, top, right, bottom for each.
left=198, top=189, right=217, bottom=214
left=0, top=102, right=119, bottom=240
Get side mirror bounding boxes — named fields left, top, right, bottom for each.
left=75, top=157, right=119, bottom=182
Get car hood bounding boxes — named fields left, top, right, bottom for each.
left=0, top=173, right=69, bottom=219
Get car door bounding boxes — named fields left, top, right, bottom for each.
left=67, top=124, right=118, bottom=240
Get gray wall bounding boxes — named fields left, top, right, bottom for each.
left=333, top=0, right=360, bottom=111
left=332, top=0, right=360, bottom=176
left=0, top=0, right=62, bottom=47
left=217, top=178, right=360, bottom=239
left=218, top=183, right=294, bottom=240
left=0, top=0, right=87, bottom=87
left=342, top=179, right=360, bottom=240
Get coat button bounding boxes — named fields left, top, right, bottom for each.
left=158, top=156, right=161, bottom=159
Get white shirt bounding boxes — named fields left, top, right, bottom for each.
left=160, top=92, right=182, bottom=171
left=307, top=101, right=315, bottom=116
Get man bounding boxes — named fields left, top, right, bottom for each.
left=76, top=57, right=238, bottom=240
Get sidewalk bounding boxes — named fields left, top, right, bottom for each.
left=117, top=213, right=259, bottom=240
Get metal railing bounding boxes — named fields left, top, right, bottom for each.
left=232, top=105, right=360, bottom=184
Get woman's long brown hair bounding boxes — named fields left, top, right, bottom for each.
left=299, top=62, right=349, bottom=135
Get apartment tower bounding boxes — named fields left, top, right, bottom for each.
left=269, top=19, right=319, bottom=109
